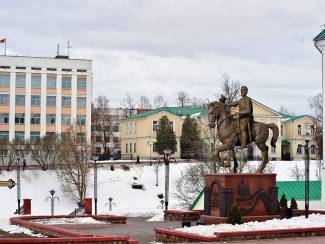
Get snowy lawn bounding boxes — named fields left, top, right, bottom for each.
left=32, top=217, right=107, bottom=225
left=176, top=214, right=325, bottom=237
left=0, top=217, right=45, bottom=237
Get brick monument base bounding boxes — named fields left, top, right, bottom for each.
left=204, top=174, right=279, bottom=217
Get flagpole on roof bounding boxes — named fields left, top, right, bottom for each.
left=4, top=37, right=6, bottom=56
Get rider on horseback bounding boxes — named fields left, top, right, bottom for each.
left=228, top=86, right=254, bottom=149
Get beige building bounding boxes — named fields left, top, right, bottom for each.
left=281, top=115, right=319, bottom=160
left=0, top=55, right=92, bottom=142
left=121, top=99, right=318, bottom=160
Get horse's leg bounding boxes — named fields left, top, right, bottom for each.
left=215, top=142, right=236, bottom=167
left=256, top=143, right=269, bottom=173
left=229, top=148, right=238, bottom=173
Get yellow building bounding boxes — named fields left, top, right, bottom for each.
left=281, top=115, right=319, bottom=160
left=120, top=101, right=318, bottom=161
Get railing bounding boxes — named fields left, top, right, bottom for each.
left=69, top=206, right=85, bottom=215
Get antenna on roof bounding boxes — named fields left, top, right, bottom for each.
left=57, top=44, right=60, bottom=56
left=66, top=41, right=72, bottom=57
left=320, top=24, right=325, bottom=29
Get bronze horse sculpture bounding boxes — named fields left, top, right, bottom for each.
left=208, top=101, right=279, bottom=173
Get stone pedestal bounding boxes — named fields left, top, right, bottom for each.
left=23, top=198, right=31, bottom=215
left=84, top=198, right=92, bottom=215
left=204, top=174, right=278, bottom=217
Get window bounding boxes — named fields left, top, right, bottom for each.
left=61, top=115, right=71, bottom=125
left=126, top=143, right=128, bottom=153
left=134, top=143, right=136, bottom=153
left=15, top=132, right=25, bottom=141
left=31, top=67, right=41, bottom=70
left=62, top=68, right=72, bottom=72
left=153, top=121, right=158, bottom=131
left=77, top=77, right=86, bottom=90
left=271, top=147, right=276, bottom=153
left=77, top=133, right=86, bottom=143
left=47, top=68, right=57, bottom=71
left=31, top=114, right=40, bottom=124
left=47, top=75, right=56, bottom=89
left=0, top=94, right=9, bottom=105
left=31, top=75, right=41, bottom=88
left=16, top=75, right=26, bottom=88
left=62, top=76, right=71, bottom=89
left=30, top=132, right=40, bottom=141
left=15, top=113, right=25, bottom=124
left=0, top=113, right=9, bottom=124
left=46, top=114, right=56, bottom=125
left=15, top=95, right=25, bottom=106
left=47, top=96, right=56, bottom=107
left=310, top=145, right=317, bottom=154
left=0, top=131, right=9, bottom=140
left=113, top=123, right=119, bottom=132
left=113, top=137, right=119, bottom=143
left=76, top=115, right=86, bottom=125
left=153, top=144, right=157, bottom=152
left=0, top=73, right=10, bottom=87
left=77, top=97, right=86, bottom=108
left=61, top=96, right=71, bottom=107
left=169, top=121, right=174, bottom=131
left=297, top=144, right=303, bottom=154
left=297, top=125, right=302, bottom=135
left=311, top=125, right=315, bottom=136
left=280, top=125, right=283, bottom=136
left=31, top=95, right=41, bottom=106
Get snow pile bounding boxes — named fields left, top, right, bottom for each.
left=0, top=217, right=45, bottom=237
left=176, top=214, right=325, bottom=237
left=32, top=217, right=106, bottom=225
left=147, top=212, right=164, bottom=222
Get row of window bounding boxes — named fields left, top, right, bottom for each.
left=0, top=131, right=86, bottom=142
left=0, top=74, right=87, bottom=89
left=125, top=142, right=136, bottom=154
left=297, top=125, right=315, bottom=136
left=0, top=94, right=86, bottom=108
left=0, top=113, right=86, bottom=125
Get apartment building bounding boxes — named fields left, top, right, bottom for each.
left=0, top=55, right=92, bottom=142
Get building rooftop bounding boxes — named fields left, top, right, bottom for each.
left=314, top=29, right=325, bottom=42
left=0, top=54, right=92, bottom=62
left=124, top=107, right=208, bottom=120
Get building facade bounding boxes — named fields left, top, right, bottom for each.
left=0, top=55, right=92, bottom=142
left=120, top=101, right=319, bottom=161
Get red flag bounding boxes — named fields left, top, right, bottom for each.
left=0, top=38, right=6, bottom=43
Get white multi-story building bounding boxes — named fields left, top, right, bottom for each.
left=0, top=55, right=92, bottom=142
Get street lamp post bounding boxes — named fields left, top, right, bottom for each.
left=15, top=154, right=21, bottom=214
left=46, top=190, right=59, bottom=216
left=163, top=148, right=172, bottom=211
left=91, top=155, right=99, bottom=215
left=304, top=134, right=312, bottom=218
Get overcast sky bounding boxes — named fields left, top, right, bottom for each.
left=0, top=0, right=324, bottom=115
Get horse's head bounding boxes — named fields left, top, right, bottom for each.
left=208, top=101, right=221, bottom=128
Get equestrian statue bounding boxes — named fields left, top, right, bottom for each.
left=208, top=86, right=279, bottom=173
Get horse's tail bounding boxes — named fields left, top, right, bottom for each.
left=267, top=123, right=279, bottom=148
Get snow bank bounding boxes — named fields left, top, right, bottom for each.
left=32, top=217, right=106, bottom=225
left=176, top=214, right=325, bottom=237
left=0, top=217, right=45, bottom=237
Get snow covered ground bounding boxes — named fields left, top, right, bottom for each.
left=31, top=217, right=107, bottom=225
left=175, top=213, right=325, bottom=237
left=0, top=160, right=322, bottom=235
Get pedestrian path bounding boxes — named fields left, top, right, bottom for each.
left=55, top=217, right=181, bottom=243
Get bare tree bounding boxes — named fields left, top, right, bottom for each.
left=92, top=95, right=113, bottom=157
left=28, top=135, right=59, bottom=170
left=217, top=73, right=241, bottom=104
left=56, top=124, right=90, bottom=204
left=177, top=91, right=190, bottom=108
left=121, top=93, right=137, bottom=117
left=289, top=163, right=304, bottom=181
left=139, top=96, right=152, bottom=109
left=279, top=105, right=295, bottom=115
left=0, top=139, right=9, bottom=170
left=189, top=97, right=207, bottom=108
left=309, top=92, right=322, bottom=120
left=153, top=94, right=168, bottom=108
